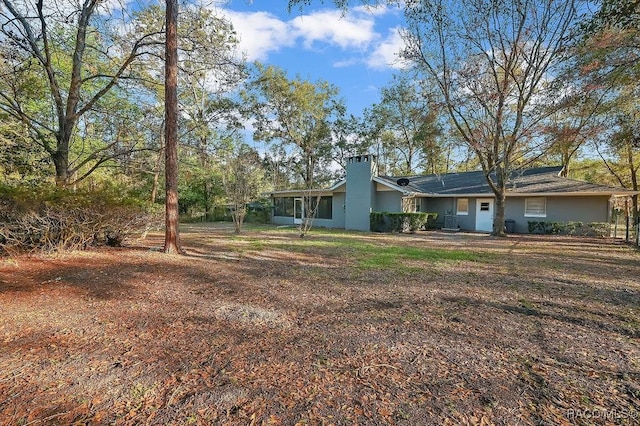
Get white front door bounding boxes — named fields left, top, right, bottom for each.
left=475, top=198, right=494, bottom=232
left=294, top=198, right=303, bottom=225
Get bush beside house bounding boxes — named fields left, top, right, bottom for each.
left=527, top=221, right=609, bottom=237
left=371, top=212, right=438, bottom=233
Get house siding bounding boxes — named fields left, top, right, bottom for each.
left=331, top=192, right=346, bottom=228
left=345, top=155, right=377, bottom=231
left=270, top=193, right=346, bottom=229
left=423, top=197, right=479, bottom=231
left=423, top=198, right=453, bottom=228
left=270, top=159, right=628, bottom=234
left=460, top=198, right=477, bottom=231
left=312, top=218, right=338, bottom=228
left=505, top=196, right=611, bottom=233
left=272, top=215, right=295, bottom=226
left=376, top=192, right=403, bottom=213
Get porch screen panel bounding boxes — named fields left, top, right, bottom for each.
left=274, top=197, right=295, bottom=217
left=316, top=196, right=333, bottom=219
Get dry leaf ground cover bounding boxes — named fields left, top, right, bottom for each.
left=1, top=223, right=639, bottom=425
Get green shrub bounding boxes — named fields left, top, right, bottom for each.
left=527, top=220, right=609, bottom=237
left=0, top=184, right=162, bottom=255
left=587, top=222, right=609, bottom=236
left=370, top=212, right=386, bottom=232
left=245, top=199, right=271, bottom=224
left=370, top=212, right=438, bottom=233
left=424, top=213, right=439, bottom=230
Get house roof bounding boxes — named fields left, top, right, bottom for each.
left=268, top=166, right=637, bottom=198
left=377, top=166, right=637, bottom=197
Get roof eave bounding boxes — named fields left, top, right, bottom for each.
left=418, top=191, right=639, bottom=197
left=373, top=176, right=416, bottom=194
left=327, top=179, right=346, bottom=191
left=267, top=189, right=334, bottom=196
left=507, top=191, right=639, bottom=197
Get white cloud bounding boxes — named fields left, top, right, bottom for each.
left=333, top=58, right=360, bottom=68
left=366, top=27, right=409, bottom=70
left=290, top=10, right=376, bottom=49
left=222, top=10, right=294, bottom=62
left=220, top=5, right=406, bottom=71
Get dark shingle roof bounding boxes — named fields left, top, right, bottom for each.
left=377, top=166, right=634, bottom=196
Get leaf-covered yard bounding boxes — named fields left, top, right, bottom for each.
left=1, top=224, right=639, bottom=425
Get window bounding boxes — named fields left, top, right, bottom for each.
left=480, top=202, right=490, bottom=212
left=525, top=197, right=546, bottom=217
left=315, top=196, right=333, bottom=219
left=402, top=197, right=420, bottom=213
left=273, top=197, right=294, bottom=217
left=456, top=198, right=469, bottom=215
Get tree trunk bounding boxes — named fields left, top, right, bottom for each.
left=560, top=150, right=570, bottom=177
left=627, top=143, right=639, bottom=225
left=52, top=120, right=76, bottom=186
left=163, top=0, right=184, bottom=254
left=493, top=190, right=507, bottom=237
left=492, top=169, right=507, bottom=237
left=52, top=149, right=70, bottom=187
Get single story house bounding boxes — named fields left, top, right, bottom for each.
left=268, top=154, right=637, bottom=233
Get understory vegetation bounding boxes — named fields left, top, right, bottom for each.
left=1, top=224, right=639, bottom=424
left=527, top=220, right=610, bottom=236
left=370, top=212, right=439, bottom=233
left=0, top=185, right=162, bottom=256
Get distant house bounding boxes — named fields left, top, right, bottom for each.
left=268, top=154, right=637, bottom=233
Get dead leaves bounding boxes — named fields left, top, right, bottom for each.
left=1, top=228, right=640, bottom=424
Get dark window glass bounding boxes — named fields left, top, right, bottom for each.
left=274, top=197, right=294, bottom=217
left=316, top=196, right=332, bottom=219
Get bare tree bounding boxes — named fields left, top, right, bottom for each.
left=402, top=0, right=578, bottom=235
left=222, top=144, right=264, bottom=233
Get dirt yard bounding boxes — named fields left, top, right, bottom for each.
left=1, top=224, right=639, bottom=425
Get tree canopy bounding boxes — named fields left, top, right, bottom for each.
left=0, top=0, right=639, bottom=243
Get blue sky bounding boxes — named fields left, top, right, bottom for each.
left=217, top=1, right=409, bottom=117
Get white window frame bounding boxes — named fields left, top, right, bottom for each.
left=402, top=197, right=420, bottom=213
left=456, top=198, right=469, bottom=216
left=525, top=197, right=547, bottom=217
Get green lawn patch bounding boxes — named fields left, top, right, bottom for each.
left=354, top=245, right=481, bottom=269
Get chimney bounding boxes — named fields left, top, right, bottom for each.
left=345, top=154, right=377, bottom=231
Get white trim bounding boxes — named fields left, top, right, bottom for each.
left=372, top=176, right=412, bottom=193
left=524, top=197, right=547, bottom=217
left=475, top=198, right=494, bottom=232
left=327, top=179, right=346, bottom=191
left=456, top=198, right=469, bottom=215
left=402, top=197, right=420, bottom=213
left=510, top=191, right=636, bottom=197
left=293, top=198, right=303, bottom=224
left=269, top=189, right=334, bottom=197
left=270, top=189, right=637, bottom=198
left=425, top=191, right=638, bottom=198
